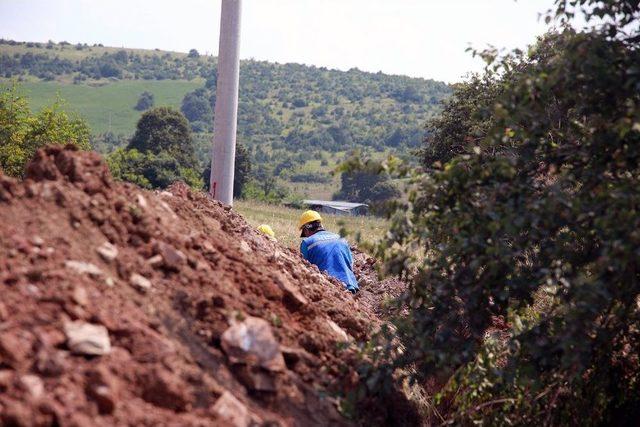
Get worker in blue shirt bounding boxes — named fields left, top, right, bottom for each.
left=298, top=210, right=359, bottom=294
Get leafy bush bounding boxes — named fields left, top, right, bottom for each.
left=368, top=1, right=640, bottom=424
left=107, top=148, right=202, bottom=189
left=335, top=155, right=400, bottom=208
left=134, top=91, right=154, bottom=111
left=180, top=88, right=213, bottom=128
left=108, top=107, right=202, bottom=189
left=0, top=84, right=90, bottom=177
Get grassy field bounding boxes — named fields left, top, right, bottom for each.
left=234, top=200, right=388, bottom=250
left=4, top=79, right=202, bottom=135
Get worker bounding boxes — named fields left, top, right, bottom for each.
left=298, top=210, right=359, bottom=294
left=257, top=224, right=276, bottom=241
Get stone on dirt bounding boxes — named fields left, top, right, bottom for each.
left=326, top=320, right=350, bottom=343
left=136, top=193, right=148, bottom=209
left=239, top=240, right=252, bottom=253
left=221, top=317, right=286, bottom=372
left=96, top=242, right=118, bottom=263
left=65, top=260, right=103, bottom=277
left=64, top=321, right=111, bottom=356
left=129, top=274, right=151, bottom=293
left=274, top=273, right=308, bottom=308
left=19, top=374, right=44, bottom=399
left=212, top=391, right=251, bottom=427
left=147, top=254, right=163, bottom=267
left=72, top=286, right=88, bottom=306
left=156, top=241, right=186, bottom=270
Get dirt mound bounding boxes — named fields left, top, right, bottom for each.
left=0, top=146, right=397, bottom=426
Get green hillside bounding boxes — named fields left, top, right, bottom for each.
left=1, top=39, right=451, bottom=199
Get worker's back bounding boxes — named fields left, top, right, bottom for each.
left=300, top=230, right=359, bottom=292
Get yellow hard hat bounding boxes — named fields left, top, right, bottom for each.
left=257, top=224, right=275, bottom=238
left=298, top=210, right=322, bottom=230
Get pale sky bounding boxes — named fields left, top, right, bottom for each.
left=0, top=0, right=557, bottom=83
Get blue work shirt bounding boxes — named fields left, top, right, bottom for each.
left=300, top=231, right=359, bottom=292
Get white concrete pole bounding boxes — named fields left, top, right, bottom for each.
left=210, top=0, right=242, bottom=205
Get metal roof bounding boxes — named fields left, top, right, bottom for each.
left=303, top=200, right=368, bottom=209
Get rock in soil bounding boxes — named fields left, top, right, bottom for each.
left=221, top=317, right=286, bottom=372
left=65, top=260, right=103, bottom=277
left=212, top=391, right=252, bottom=427
left=129, top=273, right=152, bottom=293
left=64, top=321, right=111, bottom=356
left=96, top=241, right=118, bottom=263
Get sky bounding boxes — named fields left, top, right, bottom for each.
left=0, top=0, right=558, bottom=83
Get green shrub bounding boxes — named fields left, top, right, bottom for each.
left=369, top=1, right=640, bottom=424
left=107, top=148, right=202, bottom=189
left=0, top=83, right=90, bottom=177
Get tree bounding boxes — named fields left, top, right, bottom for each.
left=335, top=168, right=400, bottom=208
left=204, top=68, right=218, bottom=90
left=420, top=74, right=504, bottom=166
left=134, top=91, right=154, bottom=111
left=180, top=88, right=213, bottom=128
left=98, top=60, right=122, bottom=78
left=127, top=107, right=196, bottom=169
left=0, top=84, right=90, bottom=177
left=202, top=143, right=251, bottom=198
left=188, top=49, right=200, bottom=58
left=369, top=1, right=640, bottom=424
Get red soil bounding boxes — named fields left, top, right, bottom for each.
left=0, top=146, right=407, bottom=426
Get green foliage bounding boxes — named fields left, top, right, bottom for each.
left=109, top=107, right=201, bottom=189
left=370, top=1, right=640, bottom=424
left=421, top=75, right=499, bottom=166
left=0, top=83, right=90, bottom=176
left=242, top=163, right=290, bottom=203
left=335, top=154, right=401, bottom=210
left=127, top=106, right=196, bottom=169
left=107, top=147, right=202, bottom=189
left=180, top=88, right=213, bottom=129
left=134, top=91, right=154, bottom=111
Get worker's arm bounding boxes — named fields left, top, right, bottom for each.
left=300, top=240, right=309, bottom=261
left=346, top=245, right=354, bottom=269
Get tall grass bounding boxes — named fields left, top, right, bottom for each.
left=233, top=200, right=388, bottom=250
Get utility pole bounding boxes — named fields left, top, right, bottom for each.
left=209, top=0, right=242, bottom=205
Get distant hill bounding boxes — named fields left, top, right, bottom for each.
left=0, top=39, right=452, bottom=199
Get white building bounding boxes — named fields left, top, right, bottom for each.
left=302, top=200, right=369, bottom=216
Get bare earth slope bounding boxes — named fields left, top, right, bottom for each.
left=0, top=146, right=404, bottom=426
